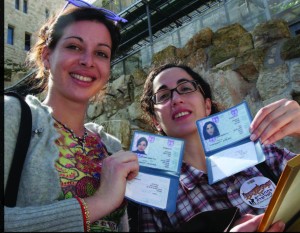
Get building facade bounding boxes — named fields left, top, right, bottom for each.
left=4, top=0, right=65, bottom=84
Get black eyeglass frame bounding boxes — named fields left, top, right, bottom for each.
left=151, top=80, right=206, bottom=105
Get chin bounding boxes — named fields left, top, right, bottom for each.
left=169, top=128, right=196, bottom=138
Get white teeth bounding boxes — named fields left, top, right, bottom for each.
left=71, top=73, right=93, bottom=82
left=175, top=112, right=189, bottom=119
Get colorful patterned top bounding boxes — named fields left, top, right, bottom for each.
left=54, top=121, right=126, bottom=232
left=138, top=144, right=296, bottom=232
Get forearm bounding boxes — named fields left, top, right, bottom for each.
left=4, top=198, right=84, bottom=232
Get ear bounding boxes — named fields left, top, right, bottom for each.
left=205, top=98, right=212, bottom=117
left=151, top=116, right=162, bottom=132
left=42, top=46, right=51, bottom=70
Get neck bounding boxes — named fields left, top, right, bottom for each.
left=182, top=133, right=207, bottom=172
left=43, top=94, right=87, bottom=136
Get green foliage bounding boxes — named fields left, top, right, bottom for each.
left=269, top=0, right=300, bottom=14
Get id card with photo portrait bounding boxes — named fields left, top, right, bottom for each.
left=196, top=101, right=266, bottom=184
left=125, top=131, right=185, bottom=213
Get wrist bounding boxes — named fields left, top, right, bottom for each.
left=82, top=194, right=115, bottom=223
left=75, top=196, right=91, bottom=232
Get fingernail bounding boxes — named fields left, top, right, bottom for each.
left=250, top=134, right=256, bottom=141
left=278, top=221, right=285, bottom=230
left=263, top=139, right=269, bottom=145
left=249, top=126, right=253, bottom=133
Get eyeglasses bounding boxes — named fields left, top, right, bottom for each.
left=62, top=0, right=128, bottom=23
left=151, top=80, right=205, bottom=105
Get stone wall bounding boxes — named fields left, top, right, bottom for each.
left=87, top=19, right=300, bottom=153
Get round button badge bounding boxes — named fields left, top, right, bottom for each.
left=240, top=176, right=276, bottom=208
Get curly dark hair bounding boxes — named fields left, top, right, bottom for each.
left=140, top=62, right=223, bottom=135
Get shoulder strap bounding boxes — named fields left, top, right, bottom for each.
left=255, top=161, right=279, bottom=184
left=4, top=92, right=32, bottom=207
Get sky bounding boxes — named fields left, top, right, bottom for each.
left=85, top=0, right=97, bottom=3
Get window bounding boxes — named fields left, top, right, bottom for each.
left=289, top=21, right=300, bottom=36
left=45, top=8, right=49, bottom=19
left=25, top=32, right=31, bottom=51
left=15, top=0, right=20, bottom=10
left=23, top=0, right=28, bottom=13
left=7, top=26, right=14, bottom=45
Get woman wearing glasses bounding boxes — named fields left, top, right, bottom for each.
left=4, top=4, right=138, bottom=232
left=137, top=63, right=300, bottom=232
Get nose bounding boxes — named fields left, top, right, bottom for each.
left=171, top=89, right=183, bottom=105
left=80, top=51, right=94, bottom=67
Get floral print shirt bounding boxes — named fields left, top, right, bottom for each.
left=54, top=121, right=126, bottom=232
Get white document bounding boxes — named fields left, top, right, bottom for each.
left=125, top=172, right=170, bottom=209
left=207, top=141, right=259, bottom=182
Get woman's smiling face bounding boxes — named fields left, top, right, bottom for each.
left=152, top=67, right=212, bottom=138
left=43, top=20, right=112, bottom=103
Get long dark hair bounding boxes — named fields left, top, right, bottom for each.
left=203, top=121, right=220, bottom=139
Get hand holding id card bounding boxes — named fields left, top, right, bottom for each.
left=125, top=131, right=185, bottom=213
left=196, top=101, right=266, bottom=184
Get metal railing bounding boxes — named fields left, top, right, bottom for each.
left=108, top=0, right=300, bottom=80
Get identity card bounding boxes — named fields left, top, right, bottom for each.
left=196, top=101, right=266, bottom=184
left=125, top=131, right=185, bottom=213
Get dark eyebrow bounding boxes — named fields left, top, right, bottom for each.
left=156, top=78, right=192, bottom=92
left=64, top=36, right=112, bottom=49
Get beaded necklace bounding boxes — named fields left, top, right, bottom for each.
left=52, top=116, right=88, bottom=153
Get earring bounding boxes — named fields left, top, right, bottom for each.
left=156, top=125, right=162, bottom=132
left=43, top=67, right=50, bottom=76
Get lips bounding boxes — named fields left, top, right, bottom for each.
left=70, top=73, right=95, bottom=82
left=173, top=110, right=191, bottom=119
